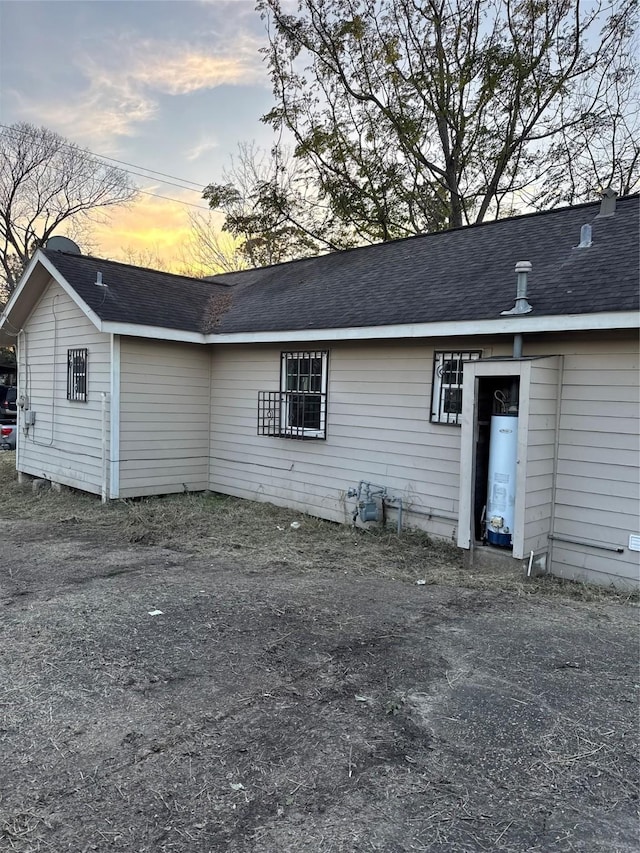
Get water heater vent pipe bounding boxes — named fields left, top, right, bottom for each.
left=501, top=260, right=532, bottom=316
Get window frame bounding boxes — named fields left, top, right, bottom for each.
left=67, top=348, right=88, bottom=402
left=430, top=350, right=481, bottom=425
left=280, top=350, right=328, bottom=439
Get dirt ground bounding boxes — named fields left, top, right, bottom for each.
left=0, top=467, right=638, bottom=852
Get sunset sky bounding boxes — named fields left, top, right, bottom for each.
left=0, top=0, right=279, bottom=269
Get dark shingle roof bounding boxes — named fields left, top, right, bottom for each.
left=41, top=196, right=638, bottom=336
left=40, top=251, right=230, bottom=333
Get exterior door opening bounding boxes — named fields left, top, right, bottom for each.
left=473, top=376, right=521, bottom=548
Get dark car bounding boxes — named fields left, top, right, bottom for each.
left=0, top=386, right=17, bottom=421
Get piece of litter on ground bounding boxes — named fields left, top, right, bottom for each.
left=415, top=579, right=427, bottom=585
left=355, top=695, right=370, bottom=702
left=148, top=609, right=163, bottom=616
left=230, top=782, right=244, bottom=791
left=290, top=522, right=301, bottom=529
left=276, top=525, right=285, bottom=531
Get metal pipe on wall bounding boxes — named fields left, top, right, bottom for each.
left=101, top=391, right=108, bottom=504
left=513, top=333, right=523, bottom=358
left=548, top=533, right=624, bottom=554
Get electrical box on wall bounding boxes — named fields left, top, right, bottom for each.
left=24, top=410, right=36, bottom=426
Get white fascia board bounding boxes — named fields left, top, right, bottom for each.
left=72, top=308, right=640, bottom=347
left=0, top=250, right=104, bottom=333
left=204, top=310, right=639, bottom=345
left=101, top=321, right=207, bottom=344
left=36, top=253, right=104, bottom=330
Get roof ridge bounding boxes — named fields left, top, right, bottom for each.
left=41, top=248, right=227, bottom=286
left=207, top=193, right=639, bottom=280
left=43, top=194, right=639, bottom=285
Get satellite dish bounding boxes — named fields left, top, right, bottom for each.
left=45, top=236, right=81, bottom=254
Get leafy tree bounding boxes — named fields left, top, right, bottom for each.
left=252, top=0, right=638, bottom=239
left=203, top=142, right=351, bottom=268
left=0, top=122, right=136, bottom=297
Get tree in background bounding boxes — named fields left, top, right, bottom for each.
left=117, top=235, right=244, bottom=278
left=533, top=54, right=639, bottom=208
left=211, top=0, right=637, bottom=253
left=0, top=122, right=136, bottom=298
left=182, top=212, right=249, bottom=274
left=203, top=142, right=356, bottom=268
left=118, top=246, right=173, bottom=272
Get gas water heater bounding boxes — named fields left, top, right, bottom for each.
left=485, top=413, right=518, bottom=547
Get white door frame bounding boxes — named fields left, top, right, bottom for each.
left=458, top=358, right=532, bottom=559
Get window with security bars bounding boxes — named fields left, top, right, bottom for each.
left=430, top=350, right=481, bottom=424
left=67, top=348, right=88, bottom=401
left=258, top=350, right=328, bottom=439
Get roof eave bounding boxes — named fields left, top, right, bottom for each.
left=101, top=321, right=207, bottom=344
left=103, top=308, right=640, bottom=345
left=3, top=249, right=44, bottom=313
left=0, top=250, right=104, bottom=343
left=204, top=310, right=639, bottom=344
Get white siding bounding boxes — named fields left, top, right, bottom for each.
left=18, top=279, right=110, bottom=494
left=548, top=338, right=639, bottom=587
left=208, top=340, right=494, bottom=539
left=118, top=338, right=210, bottom=497
left=210, top=335, right=638, bottom=588
left=521, top=358, right=561, bottom=557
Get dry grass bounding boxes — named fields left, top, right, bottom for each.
left=0, top=451, right=635, bottom=603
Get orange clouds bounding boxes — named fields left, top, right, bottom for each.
left=93, top=192, right=196, bottom=269
left=91, top=191, right=228, bottom=275
left=132, top=41, right=265, bottom=95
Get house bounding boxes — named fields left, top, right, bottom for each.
left=1, top=193, right=638, bottom=588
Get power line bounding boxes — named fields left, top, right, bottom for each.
left=136, top=187, right=211, bottom=211
left=113, top=166, right=203, bottom=195
left=0, top=122, right=209, bottom=194
left=0, top=121, right=213, bottom=211
left=77, top=152, right=204, bottom=190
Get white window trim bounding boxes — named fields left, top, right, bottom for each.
left=431, top=350, right=481, bottom=425
left=280, top=351, right=328, bottom=439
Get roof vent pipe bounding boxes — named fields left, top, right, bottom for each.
left=501, top=260, right=533, bottom=316
left=577, top=224, right=592, bottom=248
left=596, top=186, right=617, bottom=217
left=95, top=271, right=106, bottom=287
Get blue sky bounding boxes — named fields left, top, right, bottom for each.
left=0, top=0, right=280, bottom=263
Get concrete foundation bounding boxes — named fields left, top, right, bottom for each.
left=463, top=543, right=548, bottom=580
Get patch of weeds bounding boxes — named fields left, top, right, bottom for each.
left=384, top=693, right=407, bottom=716
left=522, top=573, right=640, bottom=605
left=0, top=452, right=636, bottom=604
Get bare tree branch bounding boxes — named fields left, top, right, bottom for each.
left=0, top=122, right=137, bottom=297
left=253, top=0, right=638, bottom=239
